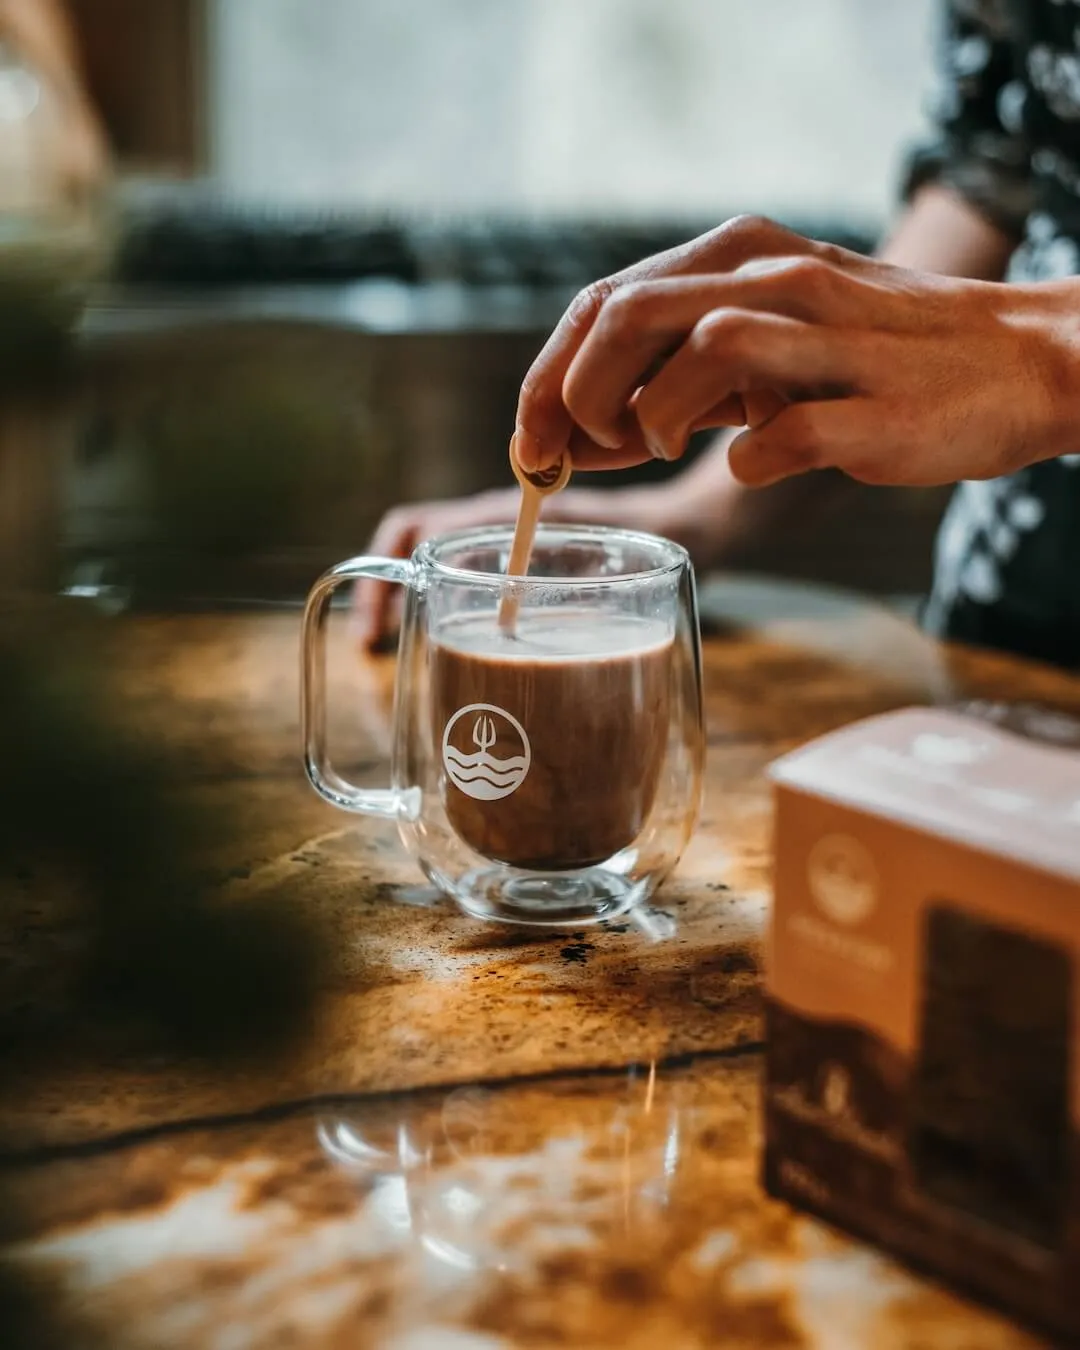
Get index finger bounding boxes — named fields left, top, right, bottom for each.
left=513, top=279, right=618, bottom=476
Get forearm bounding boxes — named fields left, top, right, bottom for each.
left=878, top=182, right=1017, bottom=278
left=614, top=447, right=849, bottom=567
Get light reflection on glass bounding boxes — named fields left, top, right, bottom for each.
left=315, top=1119, right=394, bottom=1169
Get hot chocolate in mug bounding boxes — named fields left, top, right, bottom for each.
left=301, top=525, right=705, bottom=926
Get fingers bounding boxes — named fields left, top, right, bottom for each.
left=352, top=507, right=421, bottom=652
left=631, top=310, right=863, bottom=462
left=561, top=258, right=869, bottom=453
left=726, top=399, right=875, bottom=487
left=742, top=389, right=789, bottom=428
left=560, top=421, right=655, bottom=472
left=514, top=279, right=619, bottom=475
left=514, top=216, right=840, bottom=474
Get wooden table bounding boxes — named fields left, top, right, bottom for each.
left=2, top=577, right=1078, bottom=1349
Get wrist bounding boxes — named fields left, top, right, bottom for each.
left=1021, top=281, right=1080, bottom=465
left=609, top=481, right=721, bottom=568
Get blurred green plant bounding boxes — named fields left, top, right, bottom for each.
left=0, top=601, right=326, bottom=1061
left=0, top=218, right=106, bottom=393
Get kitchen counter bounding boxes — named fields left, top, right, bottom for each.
left=2, top=579, right=1078, bottom=1349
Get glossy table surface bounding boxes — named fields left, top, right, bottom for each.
left=2, top=576, right=1078, bottom=1349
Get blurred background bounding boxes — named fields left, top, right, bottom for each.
left=208, top=0, right=929, bottom=221
left=3, top=0, right=943, bottom=608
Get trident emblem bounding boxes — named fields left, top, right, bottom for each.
left=472, top=714, right=496, bottom=755
left=442, top=703, right=532, bottom=801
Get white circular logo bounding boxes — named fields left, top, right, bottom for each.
left=442, top=703, right=531, bottom=801
left=807, top=834, right=878, bottom=927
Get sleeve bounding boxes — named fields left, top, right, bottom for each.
left=900, top=0, right=1034, bottom=237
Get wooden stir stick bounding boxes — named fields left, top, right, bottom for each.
left=498, top=436, right=572, bottom=634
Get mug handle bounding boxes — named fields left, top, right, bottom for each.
left=301, top=556, right=420, bottom=820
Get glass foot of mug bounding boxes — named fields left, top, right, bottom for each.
left=457, top=866, right=641, bottom=928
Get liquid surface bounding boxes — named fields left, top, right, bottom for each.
left=435, top=610, right=673, bottom=662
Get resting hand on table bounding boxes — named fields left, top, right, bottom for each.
left=513, top=214, right=1080, bottom=488
left=353, top=482, right=694, bottom=651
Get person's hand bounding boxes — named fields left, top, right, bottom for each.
left=514, top=214, right=1080, bottom=489
left=514, top=215, right=834, bottom=474
left=353, top=483, right=681, bottom=652
left=0, top=0, right=110, bottom=208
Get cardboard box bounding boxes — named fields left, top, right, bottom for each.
left=764, top=706, right=1080, bottom=1340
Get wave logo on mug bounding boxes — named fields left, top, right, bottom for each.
left=442, top=703, right=532, bottom=802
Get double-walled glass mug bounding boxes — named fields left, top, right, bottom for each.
left=301, top=525, right=705, bottom=927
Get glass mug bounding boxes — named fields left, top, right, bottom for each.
left=301, top=525, right=704, bottom=927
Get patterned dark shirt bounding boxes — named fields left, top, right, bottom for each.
left=909, top=0, right=1080, bottom=666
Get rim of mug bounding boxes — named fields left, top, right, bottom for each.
left=413, top=523, right=689, bottom=587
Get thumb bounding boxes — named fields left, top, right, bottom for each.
left=727, top=400, right=866, bottom=487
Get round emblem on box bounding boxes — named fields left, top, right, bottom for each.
left=807, top=834, right=878, bottom=926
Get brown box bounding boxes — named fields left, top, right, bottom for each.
left=764, top=706, right=1080, bottom=1341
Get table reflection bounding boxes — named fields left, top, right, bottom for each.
left=316, top=1062, right=685, bottom=1275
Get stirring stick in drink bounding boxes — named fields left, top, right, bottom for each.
left=499, top=437, right=571, bottom=634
